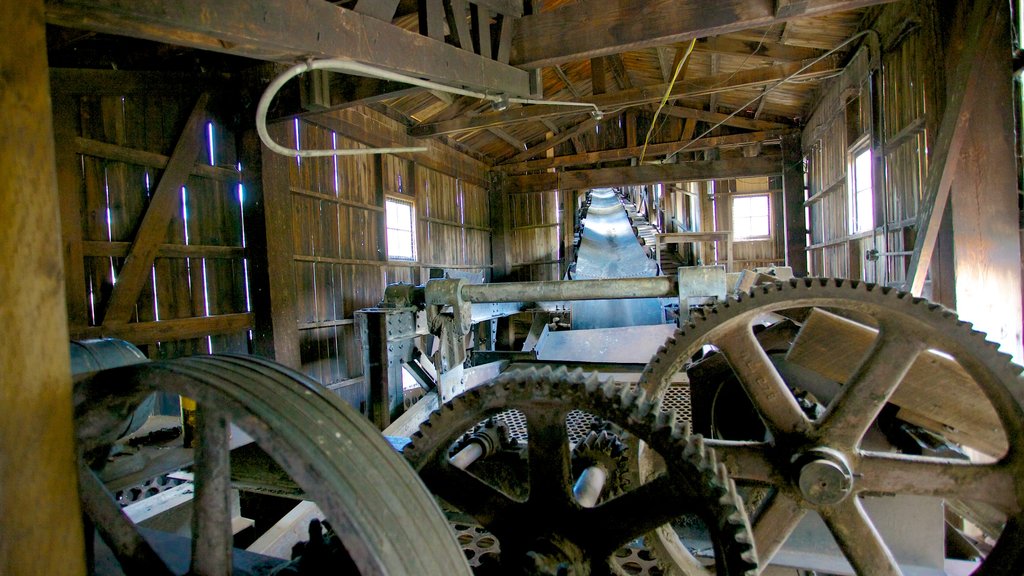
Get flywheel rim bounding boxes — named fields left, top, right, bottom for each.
left=75, top=354, right=471, bottom=576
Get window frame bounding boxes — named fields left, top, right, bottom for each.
left=847, top=142, right=874, bottom=236
left=384, top=196, right=417, bottom=261
left=731, top=193, right=772, bottom=241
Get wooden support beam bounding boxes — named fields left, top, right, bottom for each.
left=590, top=56, right=608, bottom=95
left=657, top=104, right=791, bottom=131
left=353, top=0, right=400, bottom=21
left=101, top=93, right=210, bottom=325
left=409, top=56, right=839, bottom=136
left=504, top=115, right=605, bottom=164
left=656, top=46, right=676, bottom=82
left=504, top=155, right=781, bottom=193
left=781, top=133, right=807, bottom=275
left=904, top=0, right=998, bottom=296
left=76, top=136, right=238, bottom=181
left=510, top=0, right=897, bottom=67
left=552, top=65, right=583, bottom=99
left=445, top=0, right=473, bottom=50
left=948, top=0, right=1022, bottom=363
left=1, top=2, right=87, bottom=573
left=71, top=313, right=254, bottom=345
left=489, top=173, right=513, bottom=280
left=607, top=53, right=633, bottom=90
left=471, top=4, right=493, bottom=58
left=489, top=127, right=528, bottom=152
left=693, top=36, right=826, bottom=63
left=495, top=13, right=514, bottom=64
left=241, top=123, right=302, bottom=368
left=418, top=0, right=445, bottom=40
left=53, top=93, right=89, bottom=330
left=50, top=68, right=200, bottom=96
left=497, top=129, right=793, bottom=172
left=46, top=0, right=533, bottom=97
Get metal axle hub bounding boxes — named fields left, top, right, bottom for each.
left=794, top=448, right=853, bottom=506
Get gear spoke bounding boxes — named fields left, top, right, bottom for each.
left=820, top=497, right=901, bottom=576
left=856, top=453, right=1018, bottom=512
left=581, top=475, right=689, bottom=552
left=818, top=327, right=926, bottom=448
left=751, top=490, right=806, bottom=567
left=717, top=325, right=811, bottom=437
left=704, top=440, right=774, bottom=483
left=425, top=462, right=523, bottom=527
left=524, top=409, right=575, bottom=506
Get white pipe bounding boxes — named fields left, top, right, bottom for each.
left=257, top=59, right=603, bottom=158
left=449, top=442, right=484, bottom=470
left=572, top=465, right=607, bottom=508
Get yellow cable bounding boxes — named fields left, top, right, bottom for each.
left=639, top=39, right=696, bottom=164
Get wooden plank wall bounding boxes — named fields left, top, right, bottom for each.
left=802, top=49, right=871, bottom=280
left=509, top=191, right=561, bottom=280
left=280, top=106, right=491, bottom=410
left=802, top=4, right=940, bottom=286
left=55, top=81, right=251, bottom=361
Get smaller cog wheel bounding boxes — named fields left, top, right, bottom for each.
left=403, top=365, right=758, bottom=575
left=571, top=430, right=631, bottom=501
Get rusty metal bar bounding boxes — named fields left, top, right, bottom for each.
left=190, top=405, right=233, bottom=576
left=459, top=276, right=677, bottom=303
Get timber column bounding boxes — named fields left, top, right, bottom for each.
left=781, top=133, right=808, bottom=276
left=0, top=1, right=87, bottom=574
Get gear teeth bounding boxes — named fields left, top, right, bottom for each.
left=600, top=379, right=618, bottom=399
left=583, top=372, right=602, bottom=393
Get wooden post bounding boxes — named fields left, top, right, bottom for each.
left=781, top=134, right=808, bottom=275
left=949, top=0, right=1023, bottom=363
left=488, top=172, right=512, bottom=281
left=240, top=124, right=301, bottom=367
left=0, top=1, right=87, bottom=574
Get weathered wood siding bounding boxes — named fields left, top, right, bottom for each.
left=55, top=81, right=251, bottom=360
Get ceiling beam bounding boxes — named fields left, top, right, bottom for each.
left=488, top=127, right=528, bottom=152
left=410, top=56, right=839, bottom=136
left=657, top=104, right=791, bottom=131
left=693, top=36, right=826, bottom=63
left=511, top=0, right=897, bottom=68
left=504, top=155, right=782, bottom=193
left=45, top=0, right=533, bottom=97
left=505, top=114, right=609, bottom=164
left=552, top=65, right=583, bottom=99
left=497, top=129, right=793, bottom=172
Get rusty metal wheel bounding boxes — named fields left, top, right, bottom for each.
left=638, top=278, right=1024, bottom=575
left=403, top=366, right=759, bottom=575
left=74, top=354, right=471, bottom=576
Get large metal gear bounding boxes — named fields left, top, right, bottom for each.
left=75, top=354, right=471, bottom=575
left=638, top=278, right=1024, bottom=574
left=403, top=365, right=759, bottom=575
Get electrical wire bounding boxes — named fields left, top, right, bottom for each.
left=661, top=29, right=882, bottom=164
left=640, top=39, right=696, bottom=164
left=257, top=59, right=603, bottom=157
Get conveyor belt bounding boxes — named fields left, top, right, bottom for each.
left=570, top=189, right=663, bottom=329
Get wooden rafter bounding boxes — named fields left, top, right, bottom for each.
left=410, top=56, right=840, bottom=137
left=353, top=0, right=400, bottom=22
left=505, top=114, right=611, bottom=164
left=45, top=0, right=533, bottom=97
left=101, top=92, right=211, bottom=326
left=657, top=105, right=790, bottom=131
left=497, top=129, right=793, bottom=172
left=510, top=0, right=897, bottom=67
left=504, top=155, right=782, bottom=193
left=552, top=65, right=583, bottom=99
left=693, top=36, right=826, bottom=63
